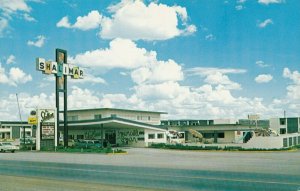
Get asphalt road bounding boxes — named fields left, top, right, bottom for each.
left=0, top=148, right=300, bottom=191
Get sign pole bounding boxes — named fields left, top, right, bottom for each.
left=64, top=63, right=68, bottom=147
left=55, top=49, right=68, bottom=147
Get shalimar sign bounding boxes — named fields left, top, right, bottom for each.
left=35, top=49, right=83, bottom=148
left=36, top=58, right=83, bottom=79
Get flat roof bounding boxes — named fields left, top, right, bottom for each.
left=0, top=121, right=30, bottom=125
left=68, top=108, right=167, bottom=114
left=62, top=116, right=167, bottom=131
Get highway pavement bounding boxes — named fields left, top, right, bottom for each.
left=0, top=148, right=299, bottom=191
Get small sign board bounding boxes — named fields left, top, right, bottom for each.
left=28, top=116, right=37, bottom=125
left=41, top=122, right=55, bottom=140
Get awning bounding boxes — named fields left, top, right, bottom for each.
left=59, top=116, right=166, bottom=132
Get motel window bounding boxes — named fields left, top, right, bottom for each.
left=139, top=131, right=144, bottom=135
left=178, top=132, right=185, bottom=139
left=67, top=116, right=78, bottom=121
left=68, top=135, right=74, bottom=140
left=280, top=118, right=285, bottom=125
left=77, top=135, right=84, bottom=139
left=94, top=114, right=102, bottom=120
left=280, top=128, right=286, bottom=134
left=148, top=134, right=155, bottom=139
left=148, top=116, right=151, bottom=121
left=203, top=133, right=213, bottom=139
left=218, top=133, right=225, bottom=138
left=157, top=133, right=164, bottom=139
left=283, top=138, right=288, bottom=147
left=138, top=137, right=145, bottom=141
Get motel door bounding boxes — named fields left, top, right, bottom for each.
left=105, top=131, right=116, bottom=145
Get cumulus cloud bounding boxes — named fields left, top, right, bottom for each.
left=27, top=35, right=46, bottom=47
left=0, top=0, right=31, bottom=15
left=0, top=0, right=37, bottom=24
left=258, top=0, right=283, bottom=5
left=282, top=68, right=300, bottom=100
left=71, top=38, right=150, bottom=69
left=69, top=73, right=106, bottom=85
left=235, top=0, right=247, bottom=10
left=57, top=0, right=196, bottom=41
left=131, top=59, right=183, bottom=84
left=0, top=65, right=32, bottom=86
left=258, top=19, right=273, bottom=28
left=0, top=81, right=287, bottom=121
left=134, top=81, right=189, bottom=100
left=23, top=13, right=36, bottom=22
left=6, top=55, right=16, bottom=64
left=0, top=17, right=8, bottom=36
left=187, top=67, right=246, bottom=90
left=71, top=38, right=184, bottom=84
left=205, top=34, right=216, bottom=41
left=256, top=60, right=270, bottom=67
left=68, top=86, right=102, bottom=109
left=0, top=0, right=39, bottom=36
left=100, top=0, right=196, bottom=40
left=56, top=10, right=102, bottom=31
left=255, top=74, right=273, bottom=83
left=0, top=92, right=56, bottom=121
left=235, top=5, right=244, bottom=10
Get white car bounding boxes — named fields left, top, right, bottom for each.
left=0, top=142, right=19, bottom=153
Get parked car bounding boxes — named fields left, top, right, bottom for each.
left=0, top=142, right=19, bottom=153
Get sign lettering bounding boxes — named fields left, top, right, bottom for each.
left=36, top=57, right=83, bottom=78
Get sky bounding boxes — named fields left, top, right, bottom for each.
left=0, top=0, right=300, bottom=121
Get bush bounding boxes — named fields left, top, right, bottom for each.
left=150, top=143, right=221, bottom=150
left=149, top=143, right=295, bottom=151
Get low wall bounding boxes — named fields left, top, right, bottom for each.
left=244, top=133, right=300, bottom=149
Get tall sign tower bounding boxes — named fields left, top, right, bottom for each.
left=36, top=49, right=83, bottom=148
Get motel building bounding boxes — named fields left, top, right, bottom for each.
left=1, top=108, right=300, bottom=149
left=64, top=108, right=167, bottom=147
left=0, top=121, right=33, bottom=141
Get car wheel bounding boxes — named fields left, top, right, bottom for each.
left=11, top=150, right=15, bottom=153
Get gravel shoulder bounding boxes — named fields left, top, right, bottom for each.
left=0, top=175, right=169, bottom=191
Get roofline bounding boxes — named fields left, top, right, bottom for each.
left=0, top=121, right=31, bottom=125
left=64, top=116, right=167, bottom=131
left=67, top=107, right=167, bottom=114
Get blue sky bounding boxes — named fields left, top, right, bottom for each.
left=0, top=0, right=300, bottom=120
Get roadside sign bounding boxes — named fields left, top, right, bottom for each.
left=28, top=116, right=37, bottom=125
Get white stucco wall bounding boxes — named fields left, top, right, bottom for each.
left=68, top=109, right=162, bottom=125
left=244, top=133, right=300, bottom=149
left=218, top=131, right=236, bottom=143
left=144, top=129, right=167, bottom=146
left=214, top=119, right=238, bottom=125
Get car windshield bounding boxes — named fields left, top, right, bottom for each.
left=2, top=143, right=12, bottom=145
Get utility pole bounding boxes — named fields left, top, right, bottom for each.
left=16, top=93, right=25, bottom=145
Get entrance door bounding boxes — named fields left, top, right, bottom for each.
left=105, top=131, right=116, bottom=145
